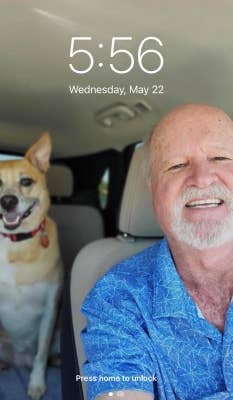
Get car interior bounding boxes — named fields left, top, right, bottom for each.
left=0, top=1, right=233, bottom=399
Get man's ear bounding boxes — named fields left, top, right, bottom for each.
left=25, top=132, right=52, bottom=173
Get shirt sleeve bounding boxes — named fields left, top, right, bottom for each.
left=80, top=272, right=156, bottom=400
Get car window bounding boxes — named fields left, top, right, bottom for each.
left=0, top=154, right=22, bottom=161
left=98, top=168, right=109, bottom=210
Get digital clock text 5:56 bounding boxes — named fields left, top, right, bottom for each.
left=69, top=37, right=164, bottom=75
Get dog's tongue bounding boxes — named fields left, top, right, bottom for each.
left=3, top=212, right=19, bottom=224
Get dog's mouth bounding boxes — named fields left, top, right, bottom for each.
left=0, top=202, right=37, bottom=231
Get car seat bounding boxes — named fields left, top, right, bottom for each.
left=48, top=164, right=104, bottom=270
left=61, top=143, right=163, bottom=399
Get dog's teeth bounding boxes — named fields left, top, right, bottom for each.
left=3, top=215, right=20, bottom=225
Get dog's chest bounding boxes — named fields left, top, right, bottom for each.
left=0, top=240, right=18, bottom=284
left=0, top=240, right=51, bottom=348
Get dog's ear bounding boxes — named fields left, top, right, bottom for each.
left=25, top=132, right=52, bottom=173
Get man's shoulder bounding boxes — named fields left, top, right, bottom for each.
left=81, top=239, right=167, bottom=320
left=107, top=238, right=164, bottom=278
left=83, top=238, right=168, bottom=304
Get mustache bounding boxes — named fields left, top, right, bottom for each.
left=178, top=184, right=233, bottom=206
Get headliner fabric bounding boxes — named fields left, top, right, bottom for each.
left=119, top=144, right=163, bottom=237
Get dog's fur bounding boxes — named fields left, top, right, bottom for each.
left=0, top=133, right=63, bottom=400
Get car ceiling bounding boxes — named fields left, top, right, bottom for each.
left=0, top=0, right=232, bottom=158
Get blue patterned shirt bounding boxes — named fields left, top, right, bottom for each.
left=81, top=238, right=233, bottom=400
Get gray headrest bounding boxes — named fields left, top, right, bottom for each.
left=47, top=164, right=73, bottom=197
left=119, top=144, right=163, bottom=237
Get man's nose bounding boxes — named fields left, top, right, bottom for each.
left=188, top=162, right=217, bottom=188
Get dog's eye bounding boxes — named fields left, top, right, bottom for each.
left=20, top=177, right=34, bottom=187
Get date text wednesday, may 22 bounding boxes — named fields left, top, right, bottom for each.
left=69, top=84, right=164, bottom=96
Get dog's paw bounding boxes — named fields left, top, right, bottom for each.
left=27, top=382, right=46, bottom=400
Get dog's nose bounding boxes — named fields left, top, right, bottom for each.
left=0, top=195, right=19, bottom=211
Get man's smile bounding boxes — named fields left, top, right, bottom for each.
left=182, top=195, right=228, bottom=223
left=185, top=198, right=224, bottom=209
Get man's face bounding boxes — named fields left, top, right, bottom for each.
left=148, top=105, right=233, bottom=249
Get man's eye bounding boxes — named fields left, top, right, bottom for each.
left=211, top=156, right=231, bottom=161
left=20, top=177, right=34, bottom=187
left=167, top=163, right=187, bottom=171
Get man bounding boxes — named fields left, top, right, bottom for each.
left=81, top=104, right=233, bottom=400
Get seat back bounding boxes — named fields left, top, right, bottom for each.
left=67, top=144, right=163, bottom=399
left=47, top=164, right=104, bottom=270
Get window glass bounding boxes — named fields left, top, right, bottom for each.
left=98, top=168, right=109, bottom=209
left=0, top=154, right=22, bottom=161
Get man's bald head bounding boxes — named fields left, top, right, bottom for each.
left=147, top=103, right=233, bottom=179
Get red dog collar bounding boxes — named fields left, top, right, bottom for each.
left=0, top=219, right=49, bottom=247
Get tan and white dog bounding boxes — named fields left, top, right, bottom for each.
left=0, top=133, right=63, bottom=400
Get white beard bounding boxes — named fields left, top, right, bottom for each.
left=171, top=184, right=233, bottom=249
